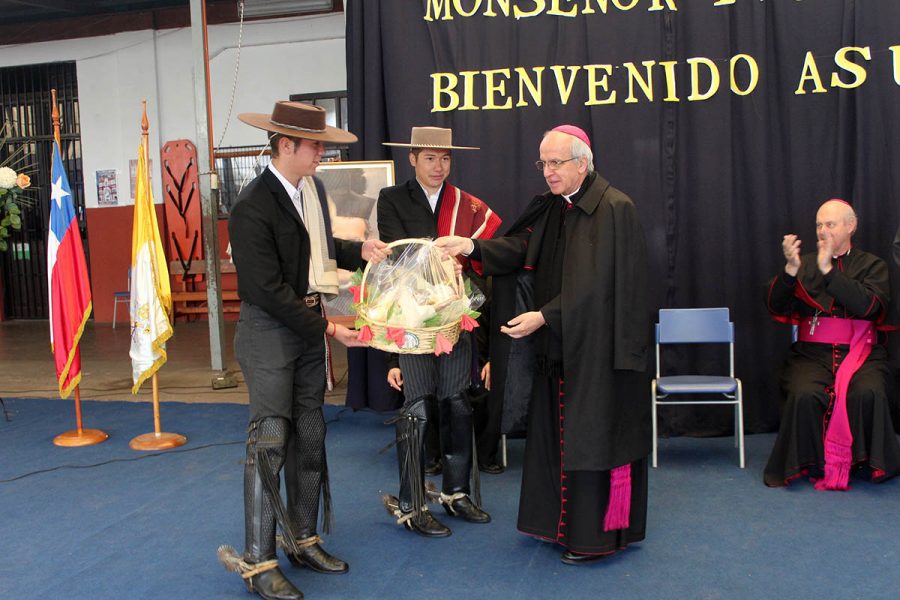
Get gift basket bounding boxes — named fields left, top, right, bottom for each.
left=351, top=238, right=484, bottom=355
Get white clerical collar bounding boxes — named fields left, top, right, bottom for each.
left=417, top=180, right=443, bottom=212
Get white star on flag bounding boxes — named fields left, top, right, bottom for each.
left=51, top=176, right=70, bottom=207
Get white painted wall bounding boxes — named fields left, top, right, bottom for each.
left=0, top=12, right=347, bottom=208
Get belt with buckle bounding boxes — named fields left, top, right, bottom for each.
left=303, top=293, right=321, bottom=308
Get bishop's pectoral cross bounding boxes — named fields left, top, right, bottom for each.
left=809, top=313, right=820, bottom=336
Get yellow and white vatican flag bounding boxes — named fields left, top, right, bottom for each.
left=129, top=132, right=173, bottom=394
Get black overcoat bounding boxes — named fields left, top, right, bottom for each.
left=478, top=173, right=651, bottom=471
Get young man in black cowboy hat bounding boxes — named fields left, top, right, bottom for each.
left=378, top=127, right=501, bottom=537
left=220, top=101, right=389, bottom=600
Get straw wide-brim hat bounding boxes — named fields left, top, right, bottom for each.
left=238, top=101, right=357, bottom=144
left=383, top=126, right=478, bottom=150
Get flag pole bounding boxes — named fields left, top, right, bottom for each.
left=129, top=101, right=186, bottom=452
left=50, top=88, right=107, bottom=447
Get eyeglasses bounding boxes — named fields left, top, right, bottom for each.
left=535, top=157, right=577, bottom=171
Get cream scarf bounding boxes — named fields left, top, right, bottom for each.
left=300, top=176, right=340, bottom=297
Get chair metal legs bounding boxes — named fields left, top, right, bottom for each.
left=651, top=381, right=658, bottom=468
left=112, top=295, right=128, bottom=329
left=736, top=380, right=745, bottom=468
left=652, top=379, right=745, bottom=469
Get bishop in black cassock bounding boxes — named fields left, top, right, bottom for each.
left=438, top=126, right=651, bottom=564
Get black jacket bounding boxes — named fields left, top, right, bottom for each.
left=377, top=178, right=442, bottom=242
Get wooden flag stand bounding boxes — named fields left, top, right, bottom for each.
left=129, top=105, right=186, bottom=452
left=130, top=374, right=186, bottom=451
left=54, top=386, right=109, bottom=447
left=49, top=89, right=107, bottom=448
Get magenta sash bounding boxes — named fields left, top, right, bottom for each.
left=602, top=464, right=631, bottom=531
left=798, top=317, right=874, bottom=490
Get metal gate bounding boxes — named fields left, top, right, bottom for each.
left=0, top=62, right=86, bottom=319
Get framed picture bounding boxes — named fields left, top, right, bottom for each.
left=316, top=160, right=395, bottom=315
left=316, top=160, right=394, bottom=242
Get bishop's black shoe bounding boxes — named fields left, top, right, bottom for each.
left=286, top=538, right=349, bottom=575
left=441, top=494, right=491, bottom=523
left=560, top=550, right=617, bottom=565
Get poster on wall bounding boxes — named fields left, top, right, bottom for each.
left=95, top=170, right=118, bottom=206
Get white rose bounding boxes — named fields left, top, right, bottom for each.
left=0, top=167, right=17, bottom=189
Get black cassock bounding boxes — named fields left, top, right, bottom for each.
left=475, top=172, right=650, bottom=554
left=764, top=248, right=900, bottom=487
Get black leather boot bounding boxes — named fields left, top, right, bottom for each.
left=243, top=418, right=304, bottom=600
left=423, top=395, right=443, bottom=475
left=439, top=393, right=491, bottom=524
left=395, top=397, right=451, bottom=537
left=283, top=408, right=348, bottom=574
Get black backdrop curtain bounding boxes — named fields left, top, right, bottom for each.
left=346, top=0, right=900, bottom=436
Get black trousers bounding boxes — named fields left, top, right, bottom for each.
left=399, top=333, right=474, bottom=495
left=399, top=332, right=472, bottom=400
left=235, top=302, right=326, bottom=421
left=235, top=301, right=330, bottom=538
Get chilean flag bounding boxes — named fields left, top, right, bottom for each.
left=47, top=140, right=92, bottom=399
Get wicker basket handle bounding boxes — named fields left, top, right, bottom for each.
left=359, top=238, right=463, bottom=306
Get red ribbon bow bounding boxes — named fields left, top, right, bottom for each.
left=460, top=314, right=479, bottom=332
left=357, top=325, right=373, bottom=343
left=434, top=333, right=454, bottom=356
left=386, top=327, right=406, bottom=347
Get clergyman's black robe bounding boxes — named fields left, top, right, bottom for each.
left=474, top=172, right=650, bottom=554
left=764, top=248, right=900, bottom=486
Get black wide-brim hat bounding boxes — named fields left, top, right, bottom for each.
left=238, top=101, right=357, bottom=144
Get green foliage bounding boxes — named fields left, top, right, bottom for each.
left=422, top=314, right=444, bottom=328
left=0, top=189, right=29, bottom=252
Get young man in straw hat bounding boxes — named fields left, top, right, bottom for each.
left=438, top=125, right=651, bottom=565
left=378, top=126, right=501, bottom=537
left=221, top=101, right=389, bottom=600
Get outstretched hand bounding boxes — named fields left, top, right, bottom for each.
left=500, top=311, right=545, bottom=339
left=333, top=323, right=368, bottom=348
left=362, top=239, right=391, bottom=264
left=435, top=236, right=474, bottom=258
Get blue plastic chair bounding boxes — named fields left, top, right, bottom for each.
left=112, top=268, right=131, bottom=329
left=652, top=307, right=745, bottom=468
